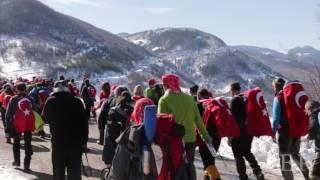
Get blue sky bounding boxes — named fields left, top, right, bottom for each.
left=39, top=0, right=320, bottom=52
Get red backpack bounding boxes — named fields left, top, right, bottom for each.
left=243, top=87, right=273, bottom=136
left=3, top=94, right=12, bottom=109
left=38, top=89, right=49, bottom=108
left=202, top=97, right=240, bottom=138
left=13, top=97, right=35, bottom=133
left=283, top=81, right=308, bottom=137
left=155, top=114, right=184, bottom=180
left=88, top=86, right=96, bottom=99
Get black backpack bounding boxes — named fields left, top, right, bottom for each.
left=103, top=125, right=157, bottom=180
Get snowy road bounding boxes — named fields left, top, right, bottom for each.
left=0, top=121, right=306, bottom=180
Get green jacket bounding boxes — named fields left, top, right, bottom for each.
left=158, top=91, right=209, bottom=143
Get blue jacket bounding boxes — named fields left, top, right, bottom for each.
left=272, top=97, right=288, bottom=132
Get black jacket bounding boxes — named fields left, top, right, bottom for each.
left=308, top=109, right=320, bottom=152
left=230, top=95, right=248, bottom=135
left=80, top=84, right=95, bottom=105
left=98, top=96, right=116, bottom=130
left=42, top=91, right=88, bottom=149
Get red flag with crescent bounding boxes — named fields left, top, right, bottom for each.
left=13, top=97, right=35, bottom=133
left=244, top=87, right=273, bottom=136
left=202, top=97, right=240, bottom=138
left=283, top=82, right=308, bottom=137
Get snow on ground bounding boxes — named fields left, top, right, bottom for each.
left=0, top=166, right=34, bottom=180
left=217, top=135, right=316, bottom=175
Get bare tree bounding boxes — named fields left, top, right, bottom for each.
left=308, top=64, right=320, bottom=101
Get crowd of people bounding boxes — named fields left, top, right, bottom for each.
left=0, top=74, right=319, bottom=180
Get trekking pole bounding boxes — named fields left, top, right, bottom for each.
left=206, top=143, right=228, bottom=169
left=84, top=152, right=93, bottom=177
left=81, top=160, right=89, bottom=177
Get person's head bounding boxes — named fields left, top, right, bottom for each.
left=272, top=78, right=285, bottom=93
left=84, top=79, right=90, bottom=86
left=101, top=82, right=111, bottom=95
left=116, top=91, right=132, bottom=105
left=4, top=86, right=14, bottom=95
left=190, top=85, right=199, bottom=96
left=53, top=80, right=70, bottom=93
left=59, top=75, right=65, bottom=81
left=197, top=88, right=210, bottom=100
left=154, top=84, right=164, bottom=97
left=230, top=82, right=241, bottom=96
left=148, top=79, right=156, bottom=88
left=133, top=85, right=144, bottom=96
left=16, top=82, right=27, bottom=93
left=161, top=74, right=181, bottom=93
left=115, top=86, right=129, bottom=97
left=305, top=100, right=320, bottom=116
left=71, top=79, right=75, bottom=84
left=132, top=98, right=154, bottom=125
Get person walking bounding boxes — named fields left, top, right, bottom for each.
left=5, top=82, right=35, bottom=171
left=42, top=80, right=88, bottom=180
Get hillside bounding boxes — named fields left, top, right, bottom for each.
left=0, top=0, right=151, bottom=79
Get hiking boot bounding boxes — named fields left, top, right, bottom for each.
left=255, top=172, right=265, bottom=180
left=6, top=137, right=11, bottom=144
left=23, top=166, right=32, bottom=172
left=24, top=159, right=31, bottom=172
left=205, top=165, right=220, bottom=180
left=12, top=161, right=20, bottom=167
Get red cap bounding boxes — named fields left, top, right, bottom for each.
left=148, top=79, right=156, bottom=86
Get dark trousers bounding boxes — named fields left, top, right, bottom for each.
left=278, top=127, right=309, bottom=180
left=185, top=142, right=196, bottom=162
left=84, top=102, right=93, bottom=119
left=52, top=147, right=82, bottom=180
left=1, top=106, right=5, bottom=125
left=312, top=152, right=320, bottom=179
left=103, top=124, right=122, bottom=165
left=199, top=138, right=221, bottom=168
left=231, top=134, right=262, bottom=180
left=1, top=107, right=9, bottom=137
left=13, top=132, right=33, bottom=168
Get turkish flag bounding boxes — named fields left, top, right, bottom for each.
left=14, top=97, right=35, bottom=133
left=244, top=88, right=273, bottom=136
left=283, top=82, right=308, bottom=137
left=202, top=97, right=240, bottom=138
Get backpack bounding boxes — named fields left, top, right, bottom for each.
left=3, top=94, right=12, bottom=109
left=13, top=96, right=35, bottom=133
left=155, top=114, right=186, bottom=180
left=111, top=125, right=156, bottom=180
left=88, top=86, right=96, bottom=100
left=108, top=104, right=133, bottom=129
left=202, top=97, right=240, bottom=138
left=243, top=87, right=273, bottom=136
left=38, top=88, right=49, bottom=108
left=283, top=81, right=308, bottom=137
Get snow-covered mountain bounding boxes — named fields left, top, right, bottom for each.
left=0, top=0, right=151, bottom=79
left=288, top=46, right=320, bottom=65
left=234, top=45, right=320, bottom=83
left=122, top=28, right=278, bottom=95
left=120, top=28, right=225, bottom=54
